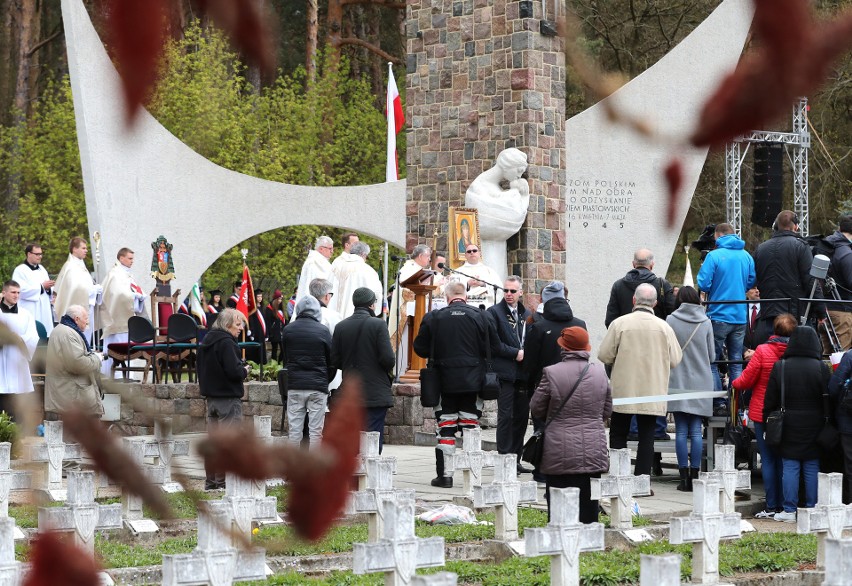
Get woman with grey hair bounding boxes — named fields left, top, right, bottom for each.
left=197, top=308, right=250, bottom=490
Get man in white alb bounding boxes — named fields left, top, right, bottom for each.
left=454, top=244, right=502, bottom=308
left=0, top=280, right=39, bottom=420
left=333, top=242, right=383, bottom=319
left=100, top=247, right=147, bottom=375
left=54, top=237, right=102, bottom=344
left=294, top=235, right=336, bottom=314
left=330, top=232, right=359, bottom=273
left=11, top=243, right=55, bottom=335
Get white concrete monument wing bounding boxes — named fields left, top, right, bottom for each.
left=699, top=445, right=750, bottom=514
left=472, top=454, right=537, bottom=541
left=564, top=0, right=755, bottom=350
left=823, top=538, right=852, bottom=586
left=798, top=473, right=852, bottom=570
left=640, top=554, right=682, bottom=586
left=669, top=480, right=741, bottom=586
left=590, top=448, right=650, bottom=530
left=37, top=470, right=122, bottom=554
left=60, top=0, right=405, bottom=292
left=524, top=487, right=605, bottom=586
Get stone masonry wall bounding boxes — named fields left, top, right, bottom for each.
left=406, top=0, right=566, bottom=299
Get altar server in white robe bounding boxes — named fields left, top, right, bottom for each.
left=54, top=237, right=102, bottom=344
left=11, top=243, right=55, bottom=335
left=333, top=242, right=383, bottom=319
left=330, top=232, right=359, bottom=272
left=0, top=280, right=39, bottom=420
left=294, top=235, right=337, bottom=316
left=100, top=247, right=147, bottom=375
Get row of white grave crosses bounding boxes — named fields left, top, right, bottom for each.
left=590, top=449, right=650, bottom=530
left=699, top=445, right=751, bottom=514
left=349, top=431, right=402, bottom=542
left=798, top=472, right=852, bottom=570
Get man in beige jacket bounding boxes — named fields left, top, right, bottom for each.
left=45, top=304, right=103, bottom=418
left=598, top=283, right=682, bottom=478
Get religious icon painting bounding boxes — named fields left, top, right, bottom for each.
left=150, top=235, right=176, bottom=285
left=448, top=207, right=480, bottom=269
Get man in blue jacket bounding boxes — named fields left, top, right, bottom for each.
left=697, top=223, right=756, bottom=402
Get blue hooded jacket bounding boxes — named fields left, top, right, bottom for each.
left=696, top=233, right=756, bottom=324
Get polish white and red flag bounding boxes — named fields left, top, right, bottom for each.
left=386, top=62, right=405, bottom=182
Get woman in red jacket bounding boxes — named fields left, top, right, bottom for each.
left=731, top=313, right=796, bottom=519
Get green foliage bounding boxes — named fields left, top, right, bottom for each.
left=0, top=411, right=18, bottom=454
left=246, top=359, right=282, bottom=382
left=95, top=534, right=198, bottom=568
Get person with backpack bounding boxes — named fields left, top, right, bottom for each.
left=828, top=349, right=852, bottom=503
left=820, top=214, right=852, bottom=351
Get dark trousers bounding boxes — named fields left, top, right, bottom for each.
left=546, top=473, right=601, bottom=524
left=366, top=407, right=388, bottom=454
left=842, top=434, right=852, bottom=504
left=435, top=392, right=481, bottom=451
left=496, top=380, right=529, bottom=459
left=610, top=412, right=656, bottom=476
left=270, top=342, right=282, bottom=363
left=204, top=397, right=243, bottom=488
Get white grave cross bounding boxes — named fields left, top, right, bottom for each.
left=524, top=487, right=605, bottom=586
left=37, top=470, right=122, bottom=553
left=797, top=473, right=852, bottom=569
left=0, top=518, right=25, bottom=584
left=669, top=479, right=741, bottom=585
left=473, top=454, right=538, bottom=541
left=699, top=445, right=750, bottom=514
left=590, top=449, right=651, bottom=530
left=24, top=420, right=82, bottom=500
left=143, top=418, right=190, bottom=493
left=161, top=500, right=267, bottom=586
left=348, top=457, right=398, bottom=542
left=640, top=554, right=682, bottom=586
left=445, top=428, right=497, bottom=496
left=121, top=437, right=165, bottom=534
left=355, top=431, right=396, bottom=491
left=223, top=472, right=281, bottom=540
left=253, top=415, right=287, bottom=488
left=353, top=489, right=445, bottom=586
left=823, top=538, right=852, bottom=586
left=0, top=441, right=31, bottom=540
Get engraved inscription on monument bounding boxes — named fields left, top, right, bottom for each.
left=567, top=178, right=636, bottom=229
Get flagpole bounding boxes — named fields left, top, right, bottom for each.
left=383, top=241, right=389, bottom=316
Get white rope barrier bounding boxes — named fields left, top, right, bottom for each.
left=612, top=391, right=727, bottom=406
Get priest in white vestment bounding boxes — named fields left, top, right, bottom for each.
left=330, top=232, right=359, bottom=273
left=100, top=248, right=147, bottom=375
left=294, top=235, right=336, bottom=317
left=453, top=244, right=503, bottom=308
left=54, top=238, right=102, bottom=344
left=388, top=245, right=434, bottom=374
left=0, top=281, right=39, bottom=420
left=333, top=242, right=384, bottom=319
left=11, top=243, right=55, bottom=335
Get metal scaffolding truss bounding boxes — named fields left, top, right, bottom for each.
left=725, top=98, right=811, bottom=236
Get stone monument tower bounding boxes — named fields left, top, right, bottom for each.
left=406, top=0, right=566, bottom=299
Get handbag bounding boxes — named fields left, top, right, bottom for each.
left=276, top=367, right=288, bottom=403
left=480, top=314, right=500, bottom=400
left=420, top=315, right=441, bottom=407
left=521, top=363, right=591, bottom=467
left=817, top=389, right=841, bottom=451
left=723, top=387, right=752, bottom=463
left=764, top=360, right=786, bottom=447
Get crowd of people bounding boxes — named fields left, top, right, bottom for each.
left=4, top=209, right=852, bottom=515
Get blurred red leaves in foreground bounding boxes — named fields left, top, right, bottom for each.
left=103, top=0, right=276, bottom=121
left=664, top=158, right=683, bottom=229
left=198, top=378, right=364, bottom=541
left=288, top=378, right=365, bottom=541
left=24, top=532, right=102, bottom=586
left=692, top=0, right=852, bottom=148
left=62, top=409, right=172, bottom=519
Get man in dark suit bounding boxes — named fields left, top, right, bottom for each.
left=487, top=275, right=532, bottom=474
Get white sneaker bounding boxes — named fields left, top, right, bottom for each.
left=774, top=511, right=796, bottom=523
left=753, top=509, right=776, bottom=519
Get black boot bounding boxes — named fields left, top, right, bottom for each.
left=430, top=448, right=453, bottom=488
left=688, top=468, right=699, bottom=492
left=676, top=468, right=689, bottom=492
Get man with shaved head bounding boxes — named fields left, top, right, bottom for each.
left=605, top=248, right=675, bottom=328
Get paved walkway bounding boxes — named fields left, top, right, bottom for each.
left=168, top=428, right=765, bottom=520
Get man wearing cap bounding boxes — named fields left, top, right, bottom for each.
left=331, top=287, right=395, bottom=451
left=281, top=296, right=336, bottom=448
left=264, top=290, right=286, bottom=362
left=486, top=275, right=532, bottom=474
left=413, top=281, right=499, bottom=488
left=598, top=283, right=682, bottom=479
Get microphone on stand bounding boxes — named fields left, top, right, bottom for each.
left=390, top=254, right=406, bottom=262
left=437, top=263, right=504, bottom=292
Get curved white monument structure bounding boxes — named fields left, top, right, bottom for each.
left=61, top=0, right=406, bottom=293
left=564, top=0, right=755, bottom=348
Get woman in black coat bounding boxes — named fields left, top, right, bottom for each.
left=763, top=326, right=832, bottom=522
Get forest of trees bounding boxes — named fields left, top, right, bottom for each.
left=0, top=0, right=849, bottom=287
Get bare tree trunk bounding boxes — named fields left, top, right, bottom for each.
left=305, top=0, right=319, bottom=85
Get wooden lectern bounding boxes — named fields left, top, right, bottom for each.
left=399, top=270, right=436, bottom=382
